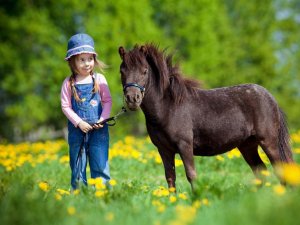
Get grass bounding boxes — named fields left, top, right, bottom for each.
left=0, top=132, right=300, bottom=225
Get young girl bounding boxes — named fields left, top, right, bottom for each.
left=61, top=33, right=112, bottom=190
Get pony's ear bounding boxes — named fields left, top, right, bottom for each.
left=140, top=45, right=147, bottom=55
left=119, top=46, right=126, bottom=60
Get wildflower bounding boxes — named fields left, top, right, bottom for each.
left=38, top=181, right=50, bottom=192
left=105, top=212, right=114, bottom=221
left=202, top=198, right=210, bottom=205
left=252, top=178, right=262, bottom=186
left=178, top=193, right=188, bottom=200
left=67, top=206, right=76, bottom=215
left=169, top=195, right=177, bottom=203
left=169, top=187, right=176, bottom=193
left=273, top=185, right=286, bottom=196
left=72, top=189, right=80, bottom=195
left=95, top=190, right=107, bottom=197
left=192, top=200, right=201, bottom=209
left=261, top=170, right=270, bottom=177
left=55, top=193, right=62, bottom=201
left=276, top=163, right=300, bottom=186
left=265, top=182, right=271, bottom=187
left=216, top=155, right=225, bottom=161
left=56, top=188, right=70, bottom=195
left=109, top=179, right=117, bottom=186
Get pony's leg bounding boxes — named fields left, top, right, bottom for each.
left=158, top=149, right=176, bottom=189
left=178, top=141, right=197, bottom=192
left=238, top=141, right=267, bottom=177
left=259, top=139, right=284, bottom=165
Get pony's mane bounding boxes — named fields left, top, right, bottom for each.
left=125, top=44, right=200, bottom=104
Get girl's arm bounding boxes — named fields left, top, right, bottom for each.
left=98, top=74, right=112, bottom=122
left=61, top=77, right=83, bottom=127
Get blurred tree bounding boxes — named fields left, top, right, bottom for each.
left=0, top=0, right=299, bottom=142
left=151, top=0, right=239, bottom=88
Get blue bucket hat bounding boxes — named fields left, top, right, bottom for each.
left=65, top=33, right=97, bottom=60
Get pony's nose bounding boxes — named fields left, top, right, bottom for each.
left=126, top=93, right=141, bottom=103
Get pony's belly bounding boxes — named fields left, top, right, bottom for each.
left=193, top=143, right=239, bottom=156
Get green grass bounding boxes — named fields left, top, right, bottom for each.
left=0, top=136, right=300, bottom=225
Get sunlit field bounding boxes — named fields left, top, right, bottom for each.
left=1, top=131, right=300, bottom=225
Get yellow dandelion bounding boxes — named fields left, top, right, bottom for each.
left=72, top=189, right=80, bottom=195
left=38, top=181, right=50, bottom=192
left=67, top=206, right=76, bottom=215
left=95, top=182, right=106, bottom=190
left=277, top=163, right=300, bottom=186
left=105, top=212, right=114, bottom=221
left=87, top=178, right=97, bottom=185
left=265, top=182, right=271, bottom=187
left=261, top=170, right=270, bottom=177
left=157, top=205, right=166, bottom=213
left=273, top=185, right=286, bottom=196
left=55, top=193, right=62, bottom=201
left=202, top=198, right=209, bottom=206
left=109, top=179, right=117, bottom=186
left=169, top=187, right=176, bottom=193
left=56, top=188, right=70, bottom=195
left=178, top=193, right=188, bottom=200
left=95, top=190, right=107, bottom=198
left=169, top=195, right=177, bottom=203
left=192, top=200, right=201, bottom=209
left=216, top=155, right=225, bottom=161
left=252, top=178, right=262, bottom=186
left=175, top=159, right=183, bottom=167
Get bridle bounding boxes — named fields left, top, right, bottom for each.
left=123, top=83, right=145, bottom=93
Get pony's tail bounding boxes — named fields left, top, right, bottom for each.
left=278, top=109, right=293, bottom=163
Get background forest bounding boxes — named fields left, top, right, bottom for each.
left=0, top=0, right=299, bottom=142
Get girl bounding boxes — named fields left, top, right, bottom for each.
left=61, top=33, right=112, bottom=190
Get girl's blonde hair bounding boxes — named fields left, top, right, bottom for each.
left=68, top=54, right=107, bottom=102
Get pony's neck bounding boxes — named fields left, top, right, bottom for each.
left=140, top=73, right=167, bottom=125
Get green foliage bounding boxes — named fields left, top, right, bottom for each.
left=0, top=0, right=299, bottom=141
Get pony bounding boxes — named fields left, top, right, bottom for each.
left=118, top=43, right=294, bottom=191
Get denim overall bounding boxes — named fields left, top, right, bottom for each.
left=68, top=78, right=110, bottom=190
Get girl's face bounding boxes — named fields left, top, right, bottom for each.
left=74, top=53, right=95, bottom=76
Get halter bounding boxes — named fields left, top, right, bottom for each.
left=123, top=83, right=145, bottom=93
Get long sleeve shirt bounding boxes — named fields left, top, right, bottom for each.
left=61, top=73, right=112, bottom=127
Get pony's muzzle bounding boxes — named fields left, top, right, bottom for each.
left=125, top=93, right=142, bottom=104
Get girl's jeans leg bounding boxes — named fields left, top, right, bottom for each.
left=88, top=126, right=110, bottom=183
left=68, top=125, right=87, bottom=190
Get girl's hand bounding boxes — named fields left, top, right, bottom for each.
left=92, top=119, right=104, bottom=129
left=78, top=121, right=93, bottom=133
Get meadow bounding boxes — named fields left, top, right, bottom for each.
left=1, top=132, right=300, bottom=225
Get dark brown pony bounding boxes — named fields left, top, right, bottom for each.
left=118, top=44, right=294, bottom=191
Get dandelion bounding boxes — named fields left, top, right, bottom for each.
left=169, top=195, right=177, bottom=203
left=265, top=182, right=271, bottom=187
left=178, top=193, right=188, bottom=200
left=192, top=200, right=201, bottom=209
left=56, top=188, right=70, bottom=195
left=55, top=193, right=62, bottom=201
left=169, top=187, right=176, bottom=193
left=105, top=212, right=114, bottom=221
left=216, top=155, right=225, bottom=161
left=67, top=206, right=76, bottom=215
left=175, top=159, right=183, bottom=167
left=276, top=163, right=300, bottom=186
left=95, top=190, right=107, bottom=198
left=273, top=185, right=286, bottom=196
left=261, top=170, right=270, bottom=177
left=252, top=178, right=262, bottom=186
left=109, top=179, right=117, bottom=186
left=38, top=181, right=50, bottom=192
left=202, top=198, right=210, bottom=206
left=72, top=189, right=80, bottom=195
